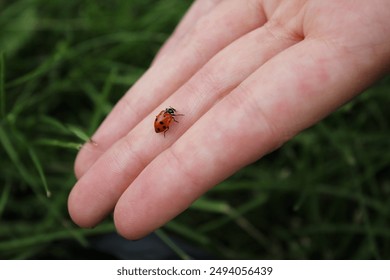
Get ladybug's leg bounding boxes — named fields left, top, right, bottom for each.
left=172, top=117, right=179, bottom=123
left=163, top=126, right=169, bottom=137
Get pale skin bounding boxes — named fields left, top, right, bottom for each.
left=68, top=0, right=390, bottom=239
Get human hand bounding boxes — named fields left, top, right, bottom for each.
left=68, top=0, right=390, bottom=239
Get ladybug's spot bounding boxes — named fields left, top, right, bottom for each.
left=163, top=126, right=167, bottom=130
left=156, top=128, right=161, bottom=132
left=159, top=121, right=164, bottom=125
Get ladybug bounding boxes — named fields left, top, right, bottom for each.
left=154, top=107, right=183, bottom=137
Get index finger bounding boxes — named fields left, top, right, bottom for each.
left=74, top=0, right=266, bottom=178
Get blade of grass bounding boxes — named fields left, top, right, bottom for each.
left=39, top=116, right=94, bottom=145
left=0, top=223, right=115, bottom=251
left=6, top=41, right=69, bottom=88
left=0, top=126, right=34, bottom=186
left=190, top=197, right=230, bottom=213
left=35, top=139, right=82, bottom=150
left=0, top=126, right=89, bottom=247
left=39, top=115, right=70, bottom=134
left=355, top=181, right=381, bottom=259
left=28, top=147, right=51, bottom=198
left=0, top=52, right=5, bottom=119
left=192, top=196, right=269, bottom=247
left=155, top=229, right=192, bottom=260
left=83, top=68, right=117, bottom=134
left=0, top=3, right=37, bottom=56
left=67, top=124, right=92, bottom=143
left=313, top=185, right=389, bottom=215
left=165, top=221, right=211, bottom=246
left=0, top=181, right=11, bottom=220
left=297, top=223, right=390, bottom=237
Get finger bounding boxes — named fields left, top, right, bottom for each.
left=153, top=0, right=223, bottom=63
left=75, top=0, right=267, bottom=178
left=113, top=36, right=388, bottom=240
left=68, top=23, right=301, bottom=228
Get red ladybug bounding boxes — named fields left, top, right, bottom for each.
left=154, top=107, right=183, bottom=137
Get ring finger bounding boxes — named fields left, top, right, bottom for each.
left=68, top=20, right=302, bottom=228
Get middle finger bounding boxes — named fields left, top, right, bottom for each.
left=68, top=21, right=302, bottom=228
left=74, top=0, right=266, bottom=178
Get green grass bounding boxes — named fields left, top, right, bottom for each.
left=1, top=0, right=389, bottom=260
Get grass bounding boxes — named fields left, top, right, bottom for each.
left=1, top=0, right=389, bottom=260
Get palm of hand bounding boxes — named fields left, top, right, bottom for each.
left=68, top=0, right=390, bottom=239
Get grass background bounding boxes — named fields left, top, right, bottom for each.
left=1, top=0, right=389, bottom=260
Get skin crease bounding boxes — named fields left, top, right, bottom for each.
left=68, top=0, right=390, bottom=239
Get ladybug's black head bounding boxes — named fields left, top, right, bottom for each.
left=166, top=107, right=176, bottom=115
